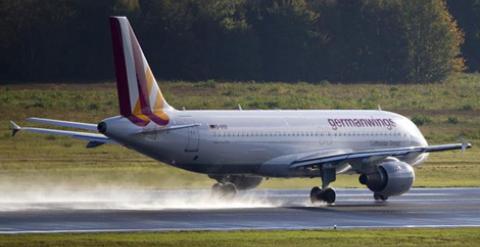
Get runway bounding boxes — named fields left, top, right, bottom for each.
left=0, top=188, right=479, bottom=233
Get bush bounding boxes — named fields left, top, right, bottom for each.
left=316, top=80, right=330, bottom=86
left=45, top=135, right=56, bottom=141
left=411, top=115, right=432, bottom=126
left=195, top=80, right=217, bottom=89
left=461, top=104, right=473, bottom=110
left=447, top=117, right=459, bottom=124
left=88, top=103, right=99, bottom=111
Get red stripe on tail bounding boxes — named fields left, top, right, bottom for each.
left=110, top=17, right=132, bottom=118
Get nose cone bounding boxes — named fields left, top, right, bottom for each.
left=399, top=114, right=428, bottom=147
left=406, top=118, right=429, bottom=166
left=411, top=122, right=428, bottom=147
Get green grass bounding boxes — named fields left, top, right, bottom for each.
left=1, top=73, right=479, bottom=189
left=0, top=228, right=479, bottom=247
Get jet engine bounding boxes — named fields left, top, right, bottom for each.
left=359, top=160, right=415, bottom=198
left=209, top=175, right=263, bottom=190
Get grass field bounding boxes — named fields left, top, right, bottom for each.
left=1, top=73, right=479, bottom=189
left=0, top=228, right=479, bottom=247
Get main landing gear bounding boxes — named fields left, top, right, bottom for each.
left=211, top=182, right=237, bottom=199
left=310, top=187, right=336, bottom=204
left=310, top=166, right=337, bottom=205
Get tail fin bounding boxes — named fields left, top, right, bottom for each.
left=109, top=16, right=172, bottom=126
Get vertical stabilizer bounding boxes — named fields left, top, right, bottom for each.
left=109, top=16, right=172, bottom=126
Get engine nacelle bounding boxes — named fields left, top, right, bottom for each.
left=209, top=175, right=263, bottom=190
left=359, top=161, right=415, bottom=197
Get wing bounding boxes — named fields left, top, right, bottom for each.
left=10, top=121, right=114, bottom=148
left=290, top=143, right=472, bottom=170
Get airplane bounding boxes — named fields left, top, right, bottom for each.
left=10, top=16, right=471, bottom=204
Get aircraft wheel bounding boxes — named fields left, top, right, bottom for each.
left=212, top=183, right=222, bottom=194
left=310, top=186, right=322, bottom=204
left=374, top=193, right=388, bottom=202
left=212, top=182, right=237, bottom=199
left=310, top=186, right=336, bottom=204
left=221, top=182, right=237, bottom=199
left=323, top=187, right=336, bottom=204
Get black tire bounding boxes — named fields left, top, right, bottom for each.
left=310, top=186, right=322, bottom=204
left=323, top=188, right=336, bottom=204
left=221, top=182, right=237, bottom=200
left=211, top=182, right=237, bottom=200
left=374, top=193, right=388, bottom=201
left=212, top=183, right=222, bottom=194
left=310, top=187, right=336, bottom=204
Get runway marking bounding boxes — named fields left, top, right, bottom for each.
left=2, top=224, right=480, bottom=235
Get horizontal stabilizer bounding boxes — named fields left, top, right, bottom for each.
left=11, top=124, right=113, bottom=144
left=27, top=117, right=98, bottom=131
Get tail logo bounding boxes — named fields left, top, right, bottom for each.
left=110, top=16, right=171, bottom=126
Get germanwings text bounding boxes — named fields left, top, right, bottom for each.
left=327, top=118, right=396, bottom=130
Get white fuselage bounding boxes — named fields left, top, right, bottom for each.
left=101, top=109, right=428, bottom=178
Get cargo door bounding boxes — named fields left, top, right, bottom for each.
left=185, top=125, right=199, bottom=152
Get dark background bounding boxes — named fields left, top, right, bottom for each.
left=0, top=0, right=478, bottom=83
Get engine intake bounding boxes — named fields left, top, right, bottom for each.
left=359, top=160, right=415, bottom=197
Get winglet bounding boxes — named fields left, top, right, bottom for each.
left=10, top=121, right=21, bottom=137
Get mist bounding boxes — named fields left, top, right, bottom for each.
left=0, top=182, right=292, bottom=211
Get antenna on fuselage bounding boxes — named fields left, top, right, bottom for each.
left=377, top=104, right=382, bottom=111
left=238, top=104, right=243, bottom=111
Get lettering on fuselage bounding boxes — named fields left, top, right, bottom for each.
left=327, top=118, right=396, bottom=130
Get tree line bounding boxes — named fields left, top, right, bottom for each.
left=0, top=0, right=477, bottom=83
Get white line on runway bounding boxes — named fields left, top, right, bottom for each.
left=2, top=224, right=480, bottom=234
